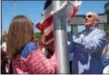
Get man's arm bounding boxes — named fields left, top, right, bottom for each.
left=73, top=30, right=106, bottom=54
left=101, top=45, right=108, bottom=58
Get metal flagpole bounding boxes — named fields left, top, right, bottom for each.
left=52, top=1, right=70, bottom=73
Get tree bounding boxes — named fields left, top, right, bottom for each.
left=34, top=32, right=41, bottom=40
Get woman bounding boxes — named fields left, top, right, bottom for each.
left=7, top=15, right=57, bottom=74
left=102, top=38, right=109, bottom=73
left=101, top=38, right=109, bottom=67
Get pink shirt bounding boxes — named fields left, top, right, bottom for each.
left=12, top=48, right=57, bottom=74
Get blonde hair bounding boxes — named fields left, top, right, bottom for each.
left=7, top=15, right=34, bottom=58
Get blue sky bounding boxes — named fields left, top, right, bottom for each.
left=2, top=1, right=108, bottom=35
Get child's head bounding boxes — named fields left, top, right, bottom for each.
left=7, top=15, right=34, bottom=58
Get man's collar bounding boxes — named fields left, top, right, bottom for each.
left=85, top=26, right=96, bottom=32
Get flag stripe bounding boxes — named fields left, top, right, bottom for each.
left=44, top=23, right=53, bottom=36
left=36, top=0, right=82, bottom=45
left=45, top=31, right=54, bottom=42
left=41, top=15, right=53, bottom=31
left=44, top=0, right=52, bottom=10
left=43, top=2, right=52, bottom=22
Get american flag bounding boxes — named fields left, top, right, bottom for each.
left=36, top=0, right=82, bottom=45
left=36, top=0, right=54, bottom=45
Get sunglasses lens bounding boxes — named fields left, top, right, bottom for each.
left=88, top=15, right=92, bottom=18
left=84, top=15, right=92, bottom=19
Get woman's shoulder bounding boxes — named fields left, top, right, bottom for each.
left=20, top=41, right=38, bottom=58
left=26, top=42, right=36, bottom=46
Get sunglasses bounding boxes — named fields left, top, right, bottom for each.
left=83, top=15, right=93, bottom=19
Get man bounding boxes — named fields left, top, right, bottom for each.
left=68, top=11, right=106, bottom=74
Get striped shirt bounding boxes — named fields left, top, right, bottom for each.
left=12, top=42, right=57, bottom=74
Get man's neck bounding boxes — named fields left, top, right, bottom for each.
left=85, top=26, right=96, bottom=31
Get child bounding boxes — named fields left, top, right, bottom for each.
left=7, top=15, right=57, bottom=74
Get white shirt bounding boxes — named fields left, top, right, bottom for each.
left=2, top=42, right=7, bottom=52
left=103, top=65, right=109, bottom=74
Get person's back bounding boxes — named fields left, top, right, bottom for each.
left=12, top=41, right=57, bottom=74
left=12, top=42, right=37, bottom=73
left=7, top=15, right=57, bottom=74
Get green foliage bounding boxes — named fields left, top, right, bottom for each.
left=1, top=32, right=41, bottom=43
left=1, top=35, right=7, bottom=43
left=34, top=32, right=41, bottom=40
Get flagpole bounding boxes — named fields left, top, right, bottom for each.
left=52, top=1, right=70, bottom=73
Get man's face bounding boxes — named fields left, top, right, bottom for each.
left=83, top=13, right=97, bottom=28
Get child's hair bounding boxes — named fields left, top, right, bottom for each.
left=7, top=15, right=34, bottom=58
